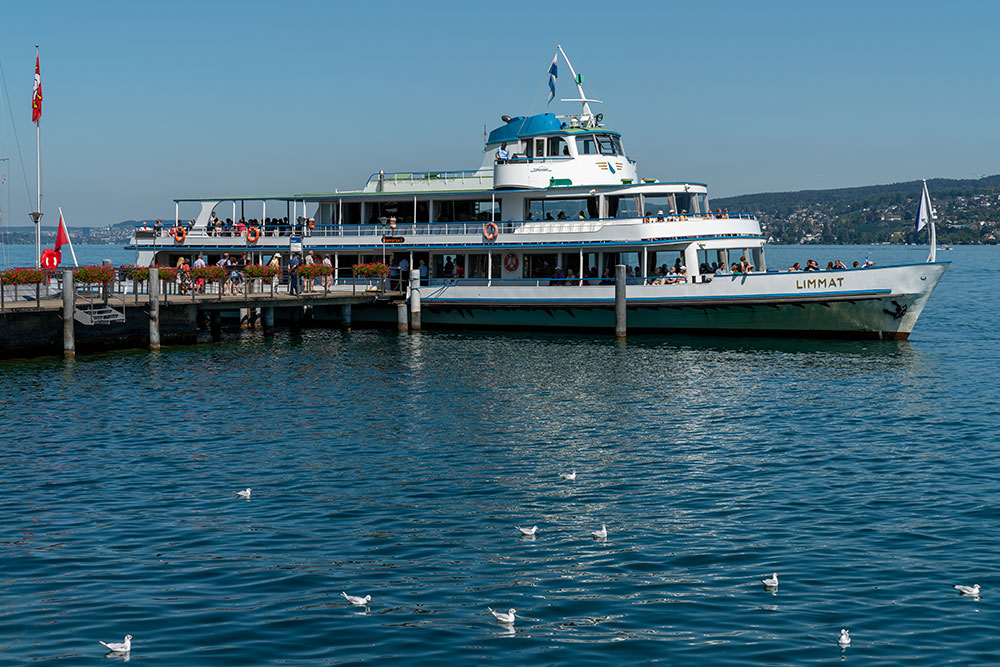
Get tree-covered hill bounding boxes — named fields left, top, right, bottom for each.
left=712, top=175, right=1000, bottom=244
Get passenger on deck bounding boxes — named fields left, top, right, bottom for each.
left=557, top=211, right=567, bottom=220
left=444, top=256, right=455, bottom=278
left=677, top=266, right=688, bottom=283
left=788, top=262, right=802, bottom=271
left=715, top=263, right=729, bottom=275
left=419, top=259, right=428, bottom=280
left=834, top=259, right=847, bottom=269
left=496, top=142, right=510, bottom=162
left=805, top=259, right=820, bottom=271
left=739, top=255, right=753, bottom=273
left=656, top=210, right=665, bottom=222
left=852, top=261, right=860, bottom=268
left=550, top=266, right=565, bottom=286
left=664, top=267, right=678, bottom=285
left=578, top=211, right=586, bottom=219
left=825, top=261, right=835, bottom=270
left=565, top=268, right=577, bottom=284
left=863, top=259, right=875, bottom=267
left=600, top=268, right=613, bottom=285
left=322, top=254, right=333, bottom=288
left=545, top=212, right=554, bottom=220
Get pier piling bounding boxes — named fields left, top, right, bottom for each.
left=210, top=311, right=222, bottom=340
left=615, top=264, right=627, bottom=340
left=409, top=269, right=421, bottom=331
left=341, top=304, right=352, bottom=332
left=397, top=302, right=409, bottom=332
left=62, top=269, right=75, bottom=357
left=148, top=268, right=161, bottom=350
left=262, top=307, right=274, bottom=336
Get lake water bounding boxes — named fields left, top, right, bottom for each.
left=1, top=244, right=998, bottom=664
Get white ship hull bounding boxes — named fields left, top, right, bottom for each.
left=343, top=262, right=946, bottom=339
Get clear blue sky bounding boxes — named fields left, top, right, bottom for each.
left=1, top=0, right=998, bottom=227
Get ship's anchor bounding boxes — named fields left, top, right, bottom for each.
left=883, top=300, right=908, bottom=320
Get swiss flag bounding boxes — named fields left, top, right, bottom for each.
left=55, top=213, right=70, bottom=251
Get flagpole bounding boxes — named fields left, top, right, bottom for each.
left=31, top=44, right=42, bottom=268
left=58, top=207, right=78, bottom=267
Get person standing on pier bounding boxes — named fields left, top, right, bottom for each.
left=288, top=253, right=301, bottom=295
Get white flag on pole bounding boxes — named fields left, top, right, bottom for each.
left=915, top=181, right=932, bottom=232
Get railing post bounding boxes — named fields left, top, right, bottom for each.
left=62, top=269, right=75, bottom=357
left=615, top=264, right=627, bottom=340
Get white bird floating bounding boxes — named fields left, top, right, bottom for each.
left=591, top=524, right=608, bottom=539
left=838, top=629, right=851, bottom=646
left=99, top=635, right=132, bottom=653
left=559, top=471, right=577, bottom=481
left=515, top=525, right=538, bottom=537
left=488, top=607, right=517, bottom=624
left=236, top=488, right=251, bottom=499
left=342, top=591, right=372, bottom=606
left=954, top=583, right=981, bottom=596
left=762, top=573, right=778, bottom=588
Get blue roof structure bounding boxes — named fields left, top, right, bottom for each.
left=486, top=113, right=620, bottom=144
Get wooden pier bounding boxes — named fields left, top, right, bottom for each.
left=0, top=282, right=397, bottom=359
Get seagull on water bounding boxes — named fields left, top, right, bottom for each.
left=342, top=591, right=372, bottom=606
left=591, top=524, right=607, bottom=539
left=762, top=573, right=778, bottom=588
left=954, top=583, right=981, bottom=596
left=838, top=629, right=851, bottom=647
left=99, top=635, right=132, bottom=653
left=515, top=525, right=538, bottom=537
left=559, top=471, right=577, bottom=481
left=236, top=488, right=251, bottom=499
left=488, top=607, right=517, bottom=624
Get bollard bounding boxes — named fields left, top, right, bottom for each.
left=409, top=268, right=421, bottom=331
left=63, top=269, right=75, bottom=357
left=149, top=267, right=161, bottom=350
left=397, top=302, right=408, bottom=332
left=341, top=303, right=352, bottom=332
left=615, top=264, right=627, bottom=339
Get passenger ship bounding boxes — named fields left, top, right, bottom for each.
left=129, top=48, right=947, bottom=340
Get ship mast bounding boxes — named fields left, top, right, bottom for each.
left=556, top=45, right=603, bottom=125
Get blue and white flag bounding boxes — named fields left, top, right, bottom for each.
left=915, top=181, right=933, bottom=232
left=547, top=53, right=558, bottom=105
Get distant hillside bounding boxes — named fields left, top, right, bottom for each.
left=712, top=175, right=1000, bottom=244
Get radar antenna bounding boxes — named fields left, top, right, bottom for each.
left=556, top=45, right=603, bottom=125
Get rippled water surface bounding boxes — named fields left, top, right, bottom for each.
left=1, top=246, right=998, bottom=664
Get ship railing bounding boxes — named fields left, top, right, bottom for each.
left=128, top=213, right=760, bottom=245
left=363, top=169, right=492, bottom=190
left=420, top=275, right=701, bottom=288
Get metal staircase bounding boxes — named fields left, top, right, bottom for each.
left=74, top=304, right=126, bottom=325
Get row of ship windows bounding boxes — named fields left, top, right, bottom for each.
left=332, top=193, right=707, bottom=225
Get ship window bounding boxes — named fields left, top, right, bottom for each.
left=695, top=193, right=708, bottom=213
left=576, top=135, right=597, bottom=155
left=527, top=198, right=598, bottom=220
left=524, top=254, right=558, bottom=278
left=607, top=195, right=639, bottom=218
left=674, top=193, right=693, bottom=215
left=643, top=195, right=676, bottom=217
left=547, top=137, right=569, bottom=157
left=342, top=202, right=361, bottom=225
left=434, top=200, right=500, bottom=222
left=595, top=134, right=618, bottom=156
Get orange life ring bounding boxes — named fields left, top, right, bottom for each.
left=247, top=227, right=261, bottom=243
left=174, top=227, right=187, bottom=242
left=503, top=253, right=519, bottom=271
left=483, top=222, right=499, bottom=241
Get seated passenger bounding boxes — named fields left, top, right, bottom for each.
left=852, top=261, right=860, bottom=268
left=788, top=262, right=802, bottom=271
left=825, top=261, right=835, bottom=270
left=664, top=267, right=678, bottom=285
left=599, top=268, right=613, bottom=285
left=805, top=259, right=820, bottom=271
left=714, top=263, right=729, bottom=275
left=550, top=266, right=565, bottom=286
left=676, top=266, right=688, bottom=283
left=833, top=259, right=847, bottom=269
left=656, top=210, right=665, bottom=222
left=557, top=211, right=567, bottom=220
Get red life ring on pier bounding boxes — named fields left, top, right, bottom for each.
left=503, top=253, right=519, bottom=272
left=40, top=248, right=61, bottom=268
left=483, top=222, right=499, bottom=241
left=174, top=227, right=187, bottom=243
left=247, top=227, right=261, bottom=243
